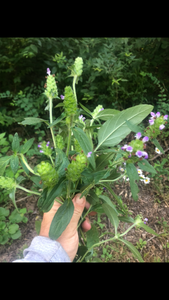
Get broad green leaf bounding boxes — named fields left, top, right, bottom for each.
left=99, top=195, right=118, bottom=214
left=8, top=224, right=19, bottom=234
left=48, top=113, right=66, bottom=128
left=126, top=163, right=139, bottom=201
left=20, top=117, right=48, bottom=125
left=43, top=178, right=66, bottom=212
left=95, top=104, right=153, bottom=150
left=9, top=188, right=18, bottom=212
left=102, top=203, right=119, bottom=235
left=118, top=216, right=135, bottom=223
left=86, top=190, right=100, bottom=205
left=72, top=127, right=95, bottom=170
left=77, top=246, right=88, bottom=261
left=10, top=155, right=19, bottom=175
left=95, top=152, right=116, bottom=171
left=86, top=224, right=99, bottom=248
left=20, top=138, right=35, bottom=154
left=0, top=156, right=11, bottom=176
left=0, top=207, right=9, bottom=217
left=99, top=168, right=121, bottom=182
left=125, top=119, right=144, bottom=134
left=152, top=138, right=164, bottom=154
left=49, top=198, right=74, bottom=240
left=10, top=230, right=21, bottom=240
left=79, top=103, right=93, bottom=116
left=95, top=109, right=120, bottom=121
left=118, top=238, right=144, bottom=262
left=137, top=159, right=157, bottom=174
left=12, top=133, right=20, bottom=153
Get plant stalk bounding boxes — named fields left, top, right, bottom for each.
left=16, top=185, right=41, bottom=196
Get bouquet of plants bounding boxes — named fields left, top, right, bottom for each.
left=0, top=57, right=168, bottom=262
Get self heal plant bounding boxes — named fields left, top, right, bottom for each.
left=0, top=57, right=166, bottom=263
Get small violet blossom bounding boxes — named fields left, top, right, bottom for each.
left=121, top=144, right=128, bottom=150
left=79, top=115, right=86, bottom=121
left=144, top=218, right=148, bottom=224
left=38, top=144, right=41, bottom=148
left=156, top=112, right=160, bottom=117
left=60, top=95, right=64, bottom=100
left=149, top=119, right=154, bottom=125
left=164, top=115, right=168, bottom=120
left=40, top=150, right=44, bottom=153
left=126, top=146, right=133, bottom=152
left=135, top=132, right=142, bottom=139
left=47, top=68, right=51, bottom=76
left=150, top=112, right=156, bottom=118
left=98, top=108, right=104, bottom=112
left=142, top=136, right=149, bottom=143
left=159, top=124, right=165, bottom=130
left=135, top=150, right=143, bottom=158
left=142, top=151, right=148, bottom=159
left=87, top=152, right=92, bottom=158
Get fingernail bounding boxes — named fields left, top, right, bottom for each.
left=75, top=195, right=85, bottom=205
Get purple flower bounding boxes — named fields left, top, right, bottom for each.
left=79, top=115, right=86, bottom=121
left=149, top=119, right=154, bottom=125
left=128, top=154, right=132, bottom=158
left=103, top=187, right=106, bottom=190
left=121, top=144, right=128, bottom=150
left=126, top=146, right=133, bottom=152
left=135, top=150, right=143, bottom=158
left=164, top=115, right=168, bottom=120
left=87, top=152, right=92, bottom=158
left=144, top=218, right=148, bottom=222
left=51, top=147, right=53, bottom=149
left=135, top=132, right=142, bottom=139
left=142, top=136, right=149, bottom=143
left=159, top=124, right=165, bottom=130
left=142, top=151, right=148, bottom=159
left=38, top=144, right=41, bottom=148
left=47, top=68, right=51, bottom=76
left=156, top=112, right=160, bottom=117
left=99, top=108, right=104, bottom=112
left=40, top=150, right=44, bottom=153
left=60, top=95, right=65, bottom=100
left=150, top=112, right=156, bottom=118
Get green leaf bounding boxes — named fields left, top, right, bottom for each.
left=8, top=224, right=19, bottom=234
left=96, top=104, right=153, bottom=150
left=86, top=224, right=99, bottom=248
left=10, top=230, right=21, bottom=240
left=102, top=203, right=119, bottom=235
left=30, top=176, right=43, bottom=188
left=49, top=198, right=74, bottom=240
left=9, top=209, right=23, bottom=223
left=118, top=216, right=135, bottom=223
left=47, top=113, right=66, bottom=128
left=79, top=103, right=93, bottom=116
left=95, top=152, right=115, bottom=171
left=118, top=238, right=144, bottom=262
left=12, top=133, right=20, bottom=153
left=0, top=132, right=6, bottom=139
left=35, top=220, right=41, bottom=235
left=0, top=207, right=9, bottom=217
left=20, top=156, right=29, bottom=175
left=86, top=190, right=100, bottom=205
left=126, top=163, right=139, bottom=201
left=152, top=138, right=164, bottom=154
left=20, top=138, right=35, bottom=154
left=9, top=188, right=18, bottom=211
left=99, top=195, right=118, bottom=214
left=125, top=119, right=144, bottom=134
left=42, top=178, right=66, bottom=212
left=0, top=156, right=12, bottom=176
left=95, top=109, right=120, bottom=121
left=137, top=159, right=157, bottom=174
left=10, top=155, right=19, bottom=175
left=20, top=117, right=48, bottom=125
left=72, top=127, right=96, bottom=170
left=137, top=222, right=158, bottom=236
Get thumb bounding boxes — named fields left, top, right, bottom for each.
left=71, top=193, right=86, bottom=226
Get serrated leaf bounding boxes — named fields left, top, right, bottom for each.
left=102, top=203, right=119, bottom=235
left=96, top=104, right=153, bottom=150
left=20, top=138, right=35, bottom=154
left=72, top=127, right=95, bottom=170
left=86, top=224, right=99, bottom=248
left=20, top=117, right=48, bottom=125
left=126, top=163, right=139, bottom=201
left=137, top=159, right=157, bottom=174
left=10, top=155, right=19, bottom=175
left=12, top=133, right=20, bottom=153
left=49, top=198, right=74, bottom=240
left=118, top=238, right=144, bottom=262
left=95, top=109, right=120, bottom=121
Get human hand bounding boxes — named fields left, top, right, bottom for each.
left=39, top=193, right=92, bottom=261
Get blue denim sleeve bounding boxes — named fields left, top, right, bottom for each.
left=12, top=236, right=71, bottom=262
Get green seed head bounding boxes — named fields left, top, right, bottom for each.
left=63, top=86, right=77, bottom=116
left=37, top=161, right=59, bottom=188
left=44, top=75, right=58, bottom=99
left=74, top=57, right=83, bottom=77
left=55, top=135, right=65, bottom=150
left=0, top=176, right=16, bottom=190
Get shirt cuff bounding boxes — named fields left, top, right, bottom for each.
left=12, top=236, right=71, bottom=262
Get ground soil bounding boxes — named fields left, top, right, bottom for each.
left=0, top=131, right=169, bottom=263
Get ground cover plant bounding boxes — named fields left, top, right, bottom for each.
left=0, top=56, right=168, bottom=262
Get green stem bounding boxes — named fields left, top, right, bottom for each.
left=49, top=97, right=57, bottom=151
left=77, top=205, right=93, bottom=230
left=66, top=123, right=71, bottom=157
left=67, top=180, right=71, bottom=199
left=16, top=185, right=41, bottom=196
left=73, top=76, right=78, bottom=104
left=49, top=155, right=54, bottom=167
left=20, top=154, right=39, bottom=176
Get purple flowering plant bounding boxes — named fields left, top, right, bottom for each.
left=0, top=56, right=166, bottom=262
